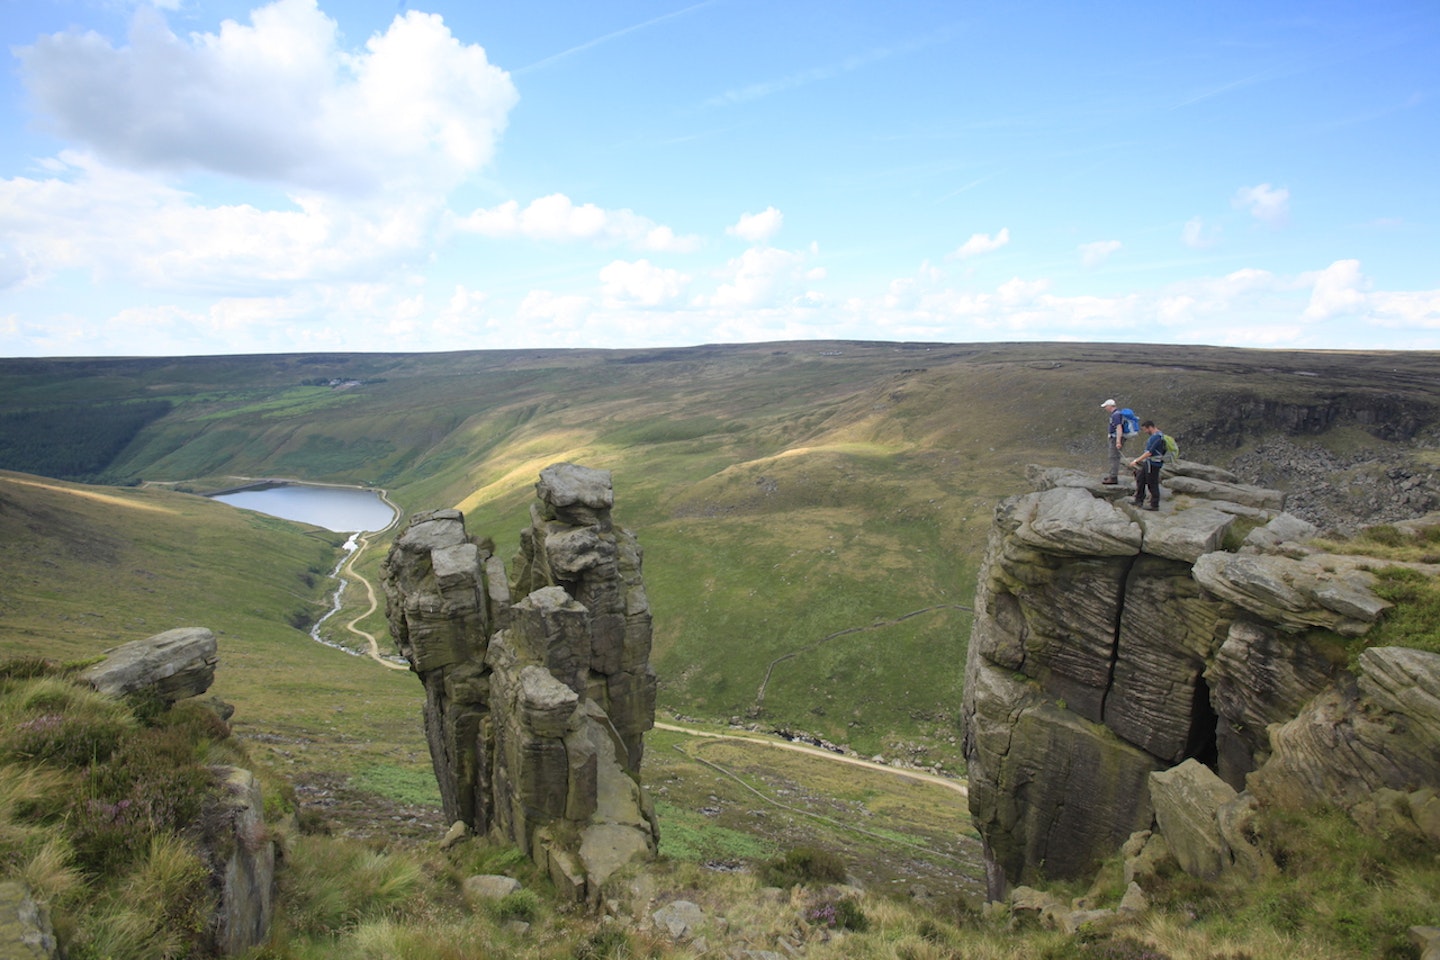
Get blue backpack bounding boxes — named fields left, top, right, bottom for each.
left=1118, top=408, right=1140, bottom=438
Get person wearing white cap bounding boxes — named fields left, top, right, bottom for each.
left=1100, top=399, right=1125, bottom=484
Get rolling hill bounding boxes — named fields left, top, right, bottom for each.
left=3, top=340, right=1438, bottom=775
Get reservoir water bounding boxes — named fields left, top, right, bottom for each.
left=209, top=482, right=395, bottom=533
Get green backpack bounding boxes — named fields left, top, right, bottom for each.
left=1162, top=433, right=1180, bottom=461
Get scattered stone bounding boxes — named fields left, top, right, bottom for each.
left=439, top=821, right=469, bottom=850
left=462, top=875, right=522, bottom=905
left=1149, top=760, right=1237, bottom=881
left=1410, top=925, right=1440, bottom=960
left=1117, top=882, right=1149, bottom=916
left=652, top=900, right=705, bottom=940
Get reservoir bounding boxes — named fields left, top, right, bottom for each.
left=209, top=482, right=395, bottom=533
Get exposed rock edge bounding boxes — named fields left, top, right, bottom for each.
left=963, top=461, right=1440, bottom=898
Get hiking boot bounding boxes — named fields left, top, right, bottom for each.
left=1101, top=477, right=1118, bottom=485
left=1131, top=498, right=1144, bottom=506
left=1143, top=503, right=1159, bottom=511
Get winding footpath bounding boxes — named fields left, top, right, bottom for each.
left=340, top=528, right=409, bottom=672
left=334, top=487, right=408, bottom=671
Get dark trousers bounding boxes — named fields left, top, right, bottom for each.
left=1135, top=461, right=1162, bottom=505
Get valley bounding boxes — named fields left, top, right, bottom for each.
left=2, top=340, right=1438, bottom=904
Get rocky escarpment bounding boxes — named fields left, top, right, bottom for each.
left=961, top=460, right=1440, bottom=899
left=380, top=463, right=658, bottom=902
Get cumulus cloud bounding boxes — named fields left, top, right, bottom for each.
left=514, top=290, right=593, bottom=333
left=948, top=228, right=1010, bottom=260
left=1234, top=183, right=1290, bottom=227
left=705, top=244, right=818, bottom=309
left=855, top=259, right=1430, bottom=347
left=17, top=0, right=517, bottom=195
left=726, top=207, right=783, bottom=244
left=456, top=194, right=700, bottom=252
left=0, top=151, right=440, bottom=293
left=1079, top=240, right=1121, bottom=268
left=599, top=259, right=690, bottom=307
left=1302, top=259, right=1368, bottom=320
left=1181, top=216, right=1221, bottom=249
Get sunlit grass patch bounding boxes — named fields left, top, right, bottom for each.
left=350, top=763, right=443, bottom=807
left=654, top=799, right=776, bottom=864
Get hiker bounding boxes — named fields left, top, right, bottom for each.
left=1100, top=399, right=1128, bottom=484
left=1129, top=420, right=1167, bottom=510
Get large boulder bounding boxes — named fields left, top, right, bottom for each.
left=79, top=626, right=218, bottom=702
left=1149, top=760, right=1238, bottom=881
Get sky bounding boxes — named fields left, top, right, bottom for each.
left=1, top=0, right=1437, bottom=357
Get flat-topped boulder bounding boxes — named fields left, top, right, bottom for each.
left=79, top=626, right=218, bottom=702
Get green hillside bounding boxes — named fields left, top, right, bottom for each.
left=3, top=341, right=1438, bottom=772
left=0, top=470, right=432, bottom=802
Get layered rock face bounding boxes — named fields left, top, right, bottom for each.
left=963, top=461, right=1440, bottom=898
left=381, top=463, right=658, bottom=900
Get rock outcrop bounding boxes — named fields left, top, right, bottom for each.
left=208, top=766, right=277, bottom=956
left=66, top=628, right=275, bottom=956
left=963, top=460, right=1440, bottom=898
left=0, top=880, right=60, bottom=959
left=381, top=463, right=659, bottom=901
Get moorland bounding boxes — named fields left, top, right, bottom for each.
left=2, top=340, right=1439, bottom=958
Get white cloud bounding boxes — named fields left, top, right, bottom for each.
left=1234, top=183, right=1290, bottom=227
left=514, top=289, right=593, bottom=332
left=1181, top=216, right=1221, bottom=249
left=727, top=207, right=783, bottom=244
left=599, top=259, right=690, bottom=307
left=948, top=228, right=1010, bottom=260
left=705, top=244, right=818, bottom=309
left=1367, top=290, right=1440, bottom=328
left=0, top=151, right=440, bottom=293
left=1302, top=259, right=1368, bottom=320
left=17, top=0, right=517, bottom=195
left=1079, top=240, right=1121, bottom=268
left=456, top=194, right=701, bottom=252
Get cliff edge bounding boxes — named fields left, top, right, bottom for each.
left=962, top=460, right=1440, bottom=900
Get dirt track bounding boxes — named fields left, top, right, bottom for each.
left=654, top=721, right=968, bottom=798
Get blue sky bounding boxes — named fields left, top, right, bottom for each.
left=1, top=0, right=1437, bottom=356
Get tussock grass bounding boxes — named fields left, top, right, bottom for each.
left=276, top=836, right=427, bottom=937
